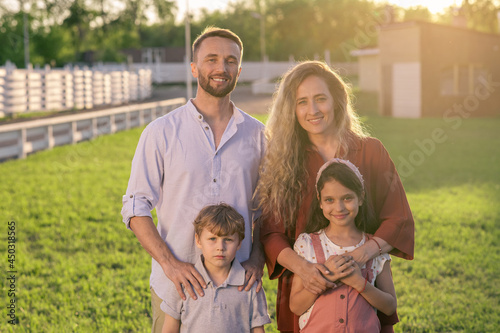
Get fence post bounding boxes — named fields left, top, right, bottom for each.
left=110, top=114, right=116, bottom=134
left=19, top=128, right=26, bottom=159
left=92, top=117, right=97, bottom=139
left=48, top=125, right=54, bottom=149
left=71, top=121, right=77, bottom=144
left=125, top=110, right=130, bottom=130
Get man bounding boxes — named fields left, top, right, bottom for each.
left=121, top=27, right=265, bottom=332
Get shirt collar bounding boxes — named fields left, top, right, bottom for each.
left=224, top=258, right=246, bottom=286
left=187, top=99, right=204, bottom=122
left=305, top=132, right=363, bottom=160
left=186, top=99, right=245, bottom=126
left=194, top=255, right=246, bottom=288
left=230, top=101, right=245, bottom=125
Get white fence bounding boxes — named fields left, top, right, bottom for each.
left=0, top=97, right=185, bottom=162
left=0, top=63, right=153, bottom=116
left=96, top=61, right=358, bottom=84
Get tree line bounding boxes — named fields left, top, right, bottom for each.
left=0, top=0, right=498, bottom=68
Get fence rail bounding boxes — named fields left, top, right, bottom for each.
left=0, top=97, right=185, bottom=162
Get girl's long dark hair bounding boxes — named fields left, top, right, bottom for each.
left=305, top=162, right=379, bottom=234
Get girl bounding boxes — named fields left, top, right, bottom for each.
left=290, top=158, right=397, bottom=332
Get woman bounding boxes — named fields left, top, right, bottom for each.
left=256, top=61, right=414, bottom=333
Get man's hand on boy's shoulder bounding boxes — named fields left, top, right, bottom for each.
left=239, top=250, right=265, bottom=293
left=163, top=257, right=206, bottom=301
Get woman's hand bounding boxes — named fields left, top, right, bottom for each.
left=349, top=245, right=371, bottom=266
left=296, top=260, right=336, bottom=295
left=323, top=255, right=356, bottom=282
left=350, top=237, right=393, bottom=266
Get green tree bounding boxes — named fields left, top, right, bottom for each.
left=403, top=5, right=433, bottom=22
left=150, top=0, right=176, bottom=24
left=137, top=0, right=178, bottom=48
left=31, top=25, right=75, bottom=66
left=194, top=1, right=263, bottom=61
left=265, top=0, right=321, bottom=60
left=13, top=0, right=490, bottom=67
left=0, top=10, right=26, bottom=67
left=140, top=23, right=185, bottom=48
left=314, top=0, right=381, bottom=61
left=117, top=0, right=176, bottom=43
left=62, top=0, right=98, bottom=62
left=462, top=0, right=500, bottom=33
left=192, top=0, right=382, bottom=62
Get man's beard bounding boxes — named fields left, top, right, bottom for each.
left=198, top=73, right=238, bottom=98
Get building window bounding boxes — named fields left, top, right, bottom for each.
left=472, top=66, right=489, bottom=92
left=440, top=64, right=487, bottom=96
left=440, top=67, right=454, bottom=95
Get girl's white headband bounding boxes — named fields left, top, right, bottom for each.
left=315, top=158, right=365, bottom=195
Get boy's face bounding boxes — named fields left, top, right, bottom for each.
left=195, top=228, right=241, bottom=271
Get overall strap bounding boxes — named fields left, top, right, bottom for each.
left=363, top=233, right=376, bottom=282
left=310, top=232, right=326, bottom=264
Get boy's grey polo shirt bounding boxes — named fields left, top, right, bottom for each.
left=161, top=256, right=271, bottom=332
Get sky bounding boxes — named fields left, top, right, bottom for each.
left=174, top=0, right=460, bottom=23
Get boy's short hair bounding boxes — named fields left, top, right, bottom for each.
left=192, top=26, right=243, bottom=62
left=193, top=203, right=245, bottom=242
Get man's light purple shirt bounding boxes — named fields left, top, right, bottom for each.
left=121, top=100, right=265, bottom=301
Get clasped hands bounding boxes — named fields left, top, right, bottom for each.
left=302, top=254, right=362, bottom=295
left=322, top=254, right=360, bottom=283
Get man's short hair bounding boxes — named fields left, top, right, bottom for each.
left=193, top=203, right=245, bottom=242
left=192, top=26, right=243, bottom=62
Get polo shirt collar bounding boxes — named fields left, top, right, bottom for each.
left=195, top=255, right=246, bottom=288
left=224, top=258, right=246, bottom=286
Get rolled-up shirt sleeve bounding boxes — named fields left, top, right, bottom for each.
left=160, top=279, right=183, bottom=320
left=250, top=287, right=272, bottom=328
left=367, top=139, right=414, bottom=260
left=121, top=122, right=165, bottom=229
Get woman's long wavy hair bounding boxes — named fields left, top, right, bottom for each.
left=305, top=162, right=378, bottom=235
left=256, top=61, right=369, bottom=231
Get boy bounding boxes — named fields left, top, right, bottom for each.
left=161, top=204, right=271, bottom=333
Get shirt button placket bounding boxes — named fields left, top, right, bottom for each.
left=339, top=289, right=347, bottom=326
left=212, top=147, right=221, bottom=197
left=213, top=289, right=219, bottom=310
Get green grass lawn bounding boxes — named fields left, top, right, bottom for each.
left=1, top=114, right=499, bottom=332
